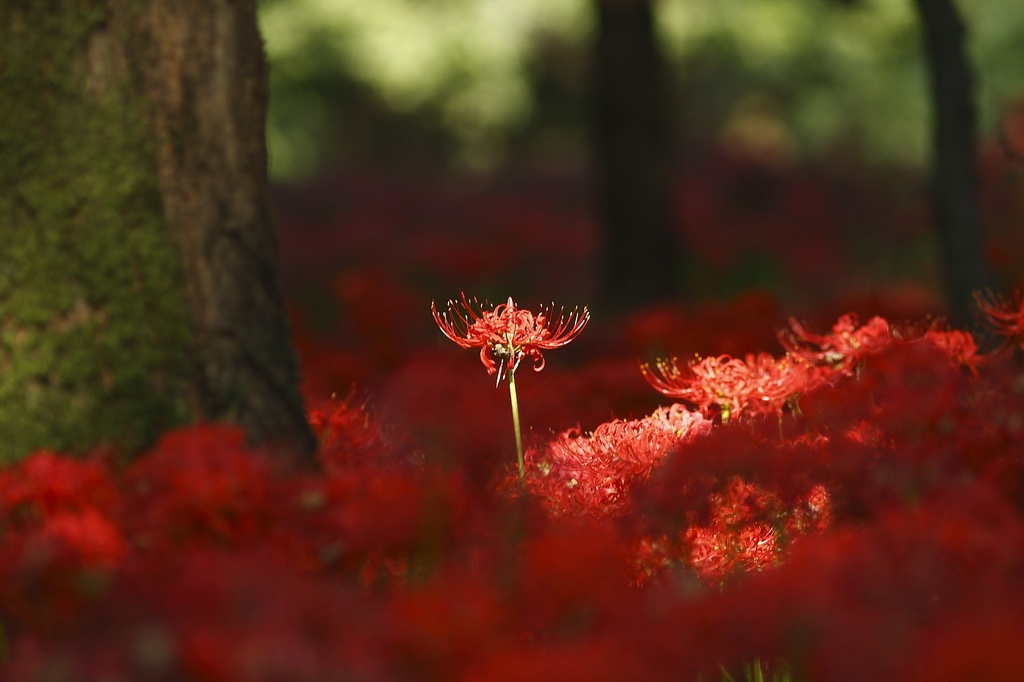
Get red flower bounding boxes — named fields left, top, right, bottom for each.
left=975, top=290, right=1024, bottom=351
left=522, top=404, right=711, bottom=517
left=923, top=327, right=984, bottom=375
left=432, top=293, right=589, bottom=381
left=641, top=352, right=817, bottom=420
left=38, top=507, right=126, bottom=569
left=779, top=314, right=893, bottom=372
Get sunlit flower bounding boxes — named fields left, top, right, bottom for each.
left=779, top=314, right=892, bottom=372
left=641, top=352, right=816, bottom=420
left=432, top=293, right=590, bottom=479
left=787, top=484, right=833, bottom=534
left=432, top=293, right=589, bottom=382
left=522, top=404, right=711, bottom=516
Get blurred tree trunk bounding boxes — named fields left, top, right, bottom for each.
left=592, top=0, right=682, bottom=308
left=0, top=1, right=315, bottom=462
left=913, top=0, right=992, bottom=327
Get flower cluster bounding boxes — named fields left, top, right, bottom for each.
left=641, top=313, right=987, bottom=422
left=778, top=313, right=894, bottom=370
left=167, top=146, right=1024, bottom=681
left=519, top=403, right=712, bottom=516
left=641, top=352, right=821, bottom=421
left=5, top=302, right=1024, bottom=680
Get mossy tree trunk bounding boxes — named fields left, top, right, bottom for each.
left=913, top=0, right=992, bottom=328
left=592, top=0, right=683, bottom=309
left=0, top=0, right=316, bottom=463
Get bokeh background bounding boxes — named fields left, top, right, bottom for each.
left=259, top=0, right=1024, bottom=433
left=259, top=0, right=1024, bottom=178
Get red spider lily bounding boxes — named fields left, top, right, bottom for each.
left=922, top=327, right=984, bottom=375
left=975, top=290, right=1024, bottom=350
left=521, top=404, right=711, bottom=516
left=685, top=521, right=779, bottom=586
left=307, top=391, right=402, bottom=471
left=432, top=293, right=589, bottom=383
left=641, top=352, right=818, bottom=420
left=779, top=314, right=893, bottom=372
left=786, top=484, right=834, bottom=534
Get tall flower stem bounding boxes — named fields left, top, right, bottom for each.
left=432, top=294, right=589, bottom=478
left=507, top=370, right=525, bottom=479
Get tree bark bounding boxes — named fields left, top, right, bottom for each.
left=592, top=0, right=683, bottom=308
left=913, top=0, right=992, bottom=327
left=0, top=0, right=315, bottom=462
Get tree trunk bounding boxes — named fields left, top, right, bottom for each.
left=913, top=0, right=992, bottom=327
left=0, top=0, right=315, bottom=462
left=592, top=0, right=683, bottom=308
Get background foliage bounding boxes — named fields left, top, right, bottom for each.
left=259, top=0, right=1024, bottom=180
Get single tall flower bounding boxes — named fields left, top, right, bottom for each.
left=432, top=293, right=589, bottom=478
left=432, top=294, right=589, bottom=381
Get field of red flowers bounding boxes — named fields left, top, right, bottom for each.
left=3, top=146, right=1024, bottom=681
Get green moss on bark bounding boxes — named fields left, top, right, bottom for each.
left=0, top=3, right=193, bottom=461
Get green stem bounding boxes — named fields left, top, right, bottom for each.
left=507, top=370, right=525, bottom=479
